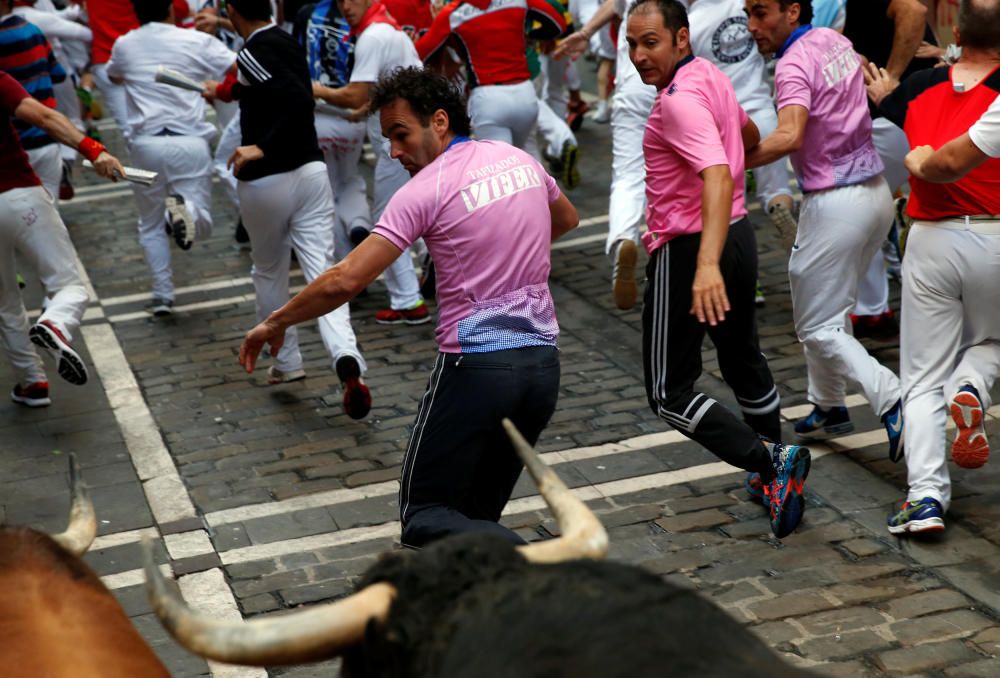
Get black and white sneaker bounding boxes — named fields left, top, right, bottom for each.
left=165, top=194, right=195, bottom=250
left=147, top=298, right=174, bottom=317
left=29, top=320, right=88, bottom=385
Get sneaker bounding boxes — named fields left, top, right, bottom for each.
left=566, top=99, right=589, bottom=133
left=745, top=472, right=765, bottom=504
left=336, top=356, right=371, bottom=420
left=165, top=194, right=195, bottom=250
left=11, top=381, right=51, bottom=407
left=147, top=298, right=174, bottom=317
left=234, top=219, right=251, bottom=248
left=763, top=441, right=811, bottom=538
left=851, top=310, right=898, bottom=341
left=29, top=320, right=87, bottom=386
left=768, top=203, right=798, bottom=253
left=560, top=141, right=580, bottom=190
left=59, top=162, right=75, bottom=201
left=950, top=385, right=989, bottom=469
left=349, top=226, right=371, bottom=247
left=794, top=405, right=854, bottom=440
left=591, top=99, right=611, bottom=124
left=882, top=399, right=904, bottom=463
left=375, top=300, right=432, bottom=325
left=754, top=281, right=766, bottom=307
left=267, top=366, right=306, bottom=384
left=17, top=272, right=25, bottom=289
left=887, top=497, right=945, bottom=535
left=612, top=240, right=638, bottom=310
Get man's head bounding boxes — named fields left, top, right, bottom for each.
left=625, top=0, right=691, bottom=90
left=744, top=1, right=811, bottom=56
left=956, top=0, right=1000, bottom=50
left=337, top=0, right=376, bottom=27
left=371, top=67, right=471, bottom=176
left=226, top=0, right=272, bottom=37
left=130, top=0, right=173, bottom=25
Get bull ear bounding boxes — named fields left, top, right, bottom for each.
left=143, top=537, right=396, bottom=665
left=505, top=419, right=609, bottom=563
left=51, top=453, right=97, bottom=557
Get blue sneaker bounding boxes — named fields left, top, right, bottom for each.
left=764, top=441, right=811, bottom=538
left=745, top=472, right=765, bottom=503
left=794, top=405, right=853, bottom=440
left=887, top=498, right=944, bottom=535
left=882, top=399, right=904, bottom=462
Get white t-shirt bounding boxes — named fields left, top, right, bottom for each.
left=969, top=96, right=1000, bottom=159
left=107, top=22, right=236, bottom=140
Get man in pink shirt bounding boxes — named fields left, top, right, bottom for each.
left=238, top=67, right=580, bottom=547
left=628, top=0, right=809, bottom=539
left=745, top=0, right=903, bottom=461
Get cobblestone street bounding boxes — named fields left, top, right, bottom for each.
left=4, top=103, right=1000, bottom=677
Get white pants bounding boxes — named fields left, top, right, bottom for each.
left=26, top=144, right=62, bottom=200
left=746, top=105, right=793, bottom=208
left=855, top=118, right=910, bottom=316
left=129, top=135, right=214, bottom=301
left=53, top=77, right=83, bottom=164
left=901, top=221, right=1000, bottom=510
left=238, top=161, right=365, bottom=374
left=91, top=63, right=130, bottom=142
left=213, top=115, right=242, bottom=209
left=540, top=54, right=581, bottom=119
left=315, top=112, right=371, bottom=259
left=0, top=186, right=88, bottom=384
left=605, top=83, right=655, bottom=254
left=469, top=80, right=538, bottom=150
left=371, top=135, right=423, bottom=311
left=789, top=176, right=900, bottom=415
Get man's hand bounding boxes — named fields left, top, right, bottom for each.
left=904, top=144, right=935, bottom=179
left=92, top=150, right=126, bottom=182
left=553, top=31, right=589, bottom=60
left=239, top=319, right=286, bottom=374
left=863, top=62, right=900, bottom=107
left=228, top=145, right=264, bottom=176
left=915, top=40, right=944, bottom=61
left=202, top=79, right=219, bottom=103
left=194, top=9, right=220, bottom=33
left=690, top=263, right=730, bottom=326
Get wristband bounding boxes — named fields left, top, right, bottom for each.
left=79, top=136, right=106, bottom=163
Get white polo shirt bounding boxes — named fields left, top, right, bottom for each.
left=107, top=21, right=236, bottom=141
left=969, top=96, right=1000, bottom=159
left=350, top=22, right=423, bottom=147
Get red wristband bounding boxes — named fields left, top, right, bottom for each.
left=79, top=136, right=106, bottom=163
left=216, top=71, right=238, bottom=102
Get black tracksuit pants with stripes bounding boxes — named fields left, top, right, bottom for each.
left=642, top=218, right=780, bottom=479
left=399, top=347, right=560, bottom=549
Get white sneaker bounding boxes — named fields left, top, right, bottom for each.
left=267, top=366, right=306, bottom=384
left=591, top=100, right=611, bottom=124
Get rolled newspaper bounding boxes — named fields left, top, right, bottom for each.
left=154, top=66, right=205, bottom=93
left=82, top=160, right=158, bottom=186
left=315, top=100, right=353, bottom=119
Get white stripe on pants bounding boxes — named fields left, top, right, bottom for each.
left=371, top=134, right=423, bottom=311
left=26, top=144, right=62, bottom=201
left=315, top=112, right=371, bottom=260
left=901, top=221, right=1000, bottom=511
left=129, top=135, right=214, bottom=301
left=468, top=80, right=538, bottom=150
left=789, top=176, right=900, bottom=416
left=238, top=161, right=366, bottom=374
left=0, top=186, right=88, bottom=384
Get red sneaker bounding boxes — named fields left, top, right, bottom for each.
left=11, top=381, right=51, bottom=407
left=29, top=320, right=88, bottom=385
left=566, top=99, right=590, bottom=133
left=374, top=300, right=431, bottom=325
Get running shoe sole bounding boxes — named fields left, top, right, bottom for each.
left=166, top=195, right=195, bottom=250
left=950, top=391, right=990, bottom=469
left=29, top=323, right=88, bottom=385
left=887, top=516, right=945, bottom=535
left=375, top=314, right=432, bottom=326
left=613, top=240, right=638, bottom=311
left=11, top=389, right=51, bottom=407
left=561, top=143, right=580, bottom=190
left=267, top=366, right=306, bottom=384
left=771, top=447, right=811, bottom=539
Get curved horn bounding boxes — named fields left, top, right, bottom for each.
left=143, top=538, right=395, bottom=665
left=506, top=419, right=608, bottom=563
left=51, top=453, right=97, bottom=556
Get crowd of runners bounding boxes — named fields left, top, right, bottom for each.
left=1, top=0, right=998, bottom=546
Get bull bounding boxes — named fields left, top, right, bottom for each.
left=0, top=454, right=169, bottom=677
left=147, top=421, right=814, bottom=677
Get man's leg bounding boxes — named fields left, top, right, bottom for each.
left=128, top=138, right=175, bottom=304
left=165, top=137, right=215, bottom=241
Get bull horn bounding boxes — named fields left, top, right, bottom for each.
left=143, top=538, right=395, bottom=665
left=51, top=453, right=97, bottom=556
left=505, top=419, right=609, bottom=563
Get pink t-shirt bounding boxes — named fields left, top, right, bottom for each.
left=775, top=27, right=883, bottom=192
left=374, top=139, right=562, bottom=354
left=642, top=56, right=749, bottom=254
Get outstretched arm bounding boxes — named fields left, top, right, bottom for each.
left=745, top=105, right=807, bottom=169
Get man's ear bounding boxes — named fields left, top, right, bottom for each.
left=432, top=108, right=450, bottom=135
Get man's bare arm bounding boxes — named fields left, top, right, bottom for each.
left=550, top=191, right=580, bottom=241
left=313, top=81, right=370, bottom=110
left=553, top=0, right=616, bottom=59
left=905, top=136, right=990, bottom=183
left=692, top=165, right=734, bottom=326
left=745, top=105, right=807, bottom=168
left=741, top=117, right=761, bottom=152
left=886, top=0, right=928, bottom=79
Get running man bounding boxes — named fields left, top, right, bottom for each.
left=239, top=67, right=579, bottom=547
left=627, top=0, right=809, bottom=538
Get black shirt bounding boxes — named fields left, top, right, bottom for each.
left=232, top=25, right=323, bottom=181
left=843, top=0, right=938, bottom=79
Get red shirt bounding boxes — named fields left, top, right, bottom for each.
left=383, top=0, right=433, bottom=38
left=87, top=0, right=139, bottom=64
left=0, top=71, right=41, bottom=193
left=881, top=66, right=1000, bottom=220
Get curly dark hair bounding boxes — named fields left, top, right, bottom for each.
left=370, top=67, right=472, bottom=137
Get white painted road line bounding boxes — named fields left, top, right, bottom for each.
left=101, top=563, right=172, bottom=590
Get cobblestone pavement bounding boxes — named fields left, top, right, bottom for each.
left=4, top=98, right=1000, bottom=678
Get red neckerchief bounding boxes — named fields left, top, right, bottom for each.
left=349, top=1, right=401, bottom=37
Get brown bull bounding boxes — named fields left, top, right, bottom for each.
left=0, top=455, right=168, bottom=678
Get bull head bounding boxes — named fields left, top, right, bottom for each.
left=143, top=419, right=608, bottom=665
left=51, top=453, right=98, bottom=556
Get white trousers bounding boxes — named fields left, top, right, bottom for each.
left=315, top=112, right=371, bottom=259
left=539, top=54, right=581, bottom=120
left=213, top=115, right=242, bottom=209
left=91, top=63, right=130, bottom=143
left=0, top=186, right=88, bottom=384
left=605, top=83, right=655, bottom=254
left=746, top=105, right=793, bottom=207
left=53, top=77, right=83, bottom=164
left=371, top=136, right=423, bottom=311
left=901, top=221, right=1000, bottom=510
left=129, top=135, right=214, bottom=301
left=789, top=176, right=901, bottom=415
left=469, top=80, right=538, bottom=150
left=26, top=144, right=62, bottom=200
left=238, top=161, right=365, bottom=374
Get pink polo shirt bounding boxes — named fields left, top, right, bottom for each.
left=775, top=27, right=883, bottom=192
left=642, top=56, right=749, bottom=254
left=374, top=139, right=562, bottom=354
